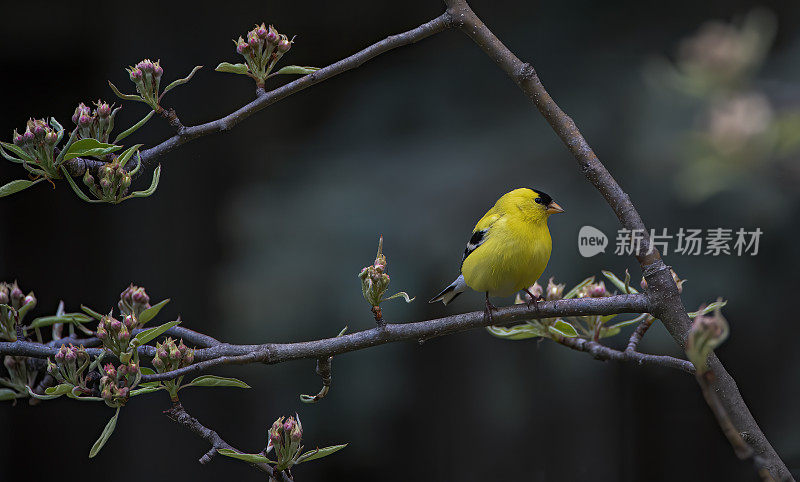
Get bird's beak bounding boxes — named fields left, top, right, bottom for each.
left=546, top=201, right=565, bottom=214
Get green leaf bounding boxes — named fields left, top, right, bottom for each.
left=217, top=449, right=274, bottom=464
left=80, top=305, right=104, bottom=321
left=382, top=291, right=414, bottom=303
left=140, top=367, right=156, bottom=376
left=688, top=300, right=727, bottom=318
left=601, top=270, right=640, bottom=294
left=26, top=384, right=71, bottom=400
left=108, top=81, right=143, bottom=102
left=55, top=128, right=79, bottom=164
left=0, top=178, right=42, bottom=198
left=63, top=138, right=122, bottom=161
left=0, top=388, right=18, bottom=401
left=548, top=320, right=578, bottom=337
left=295, top=444, right=347, bottom=464
left=130, top=386, right=163, bottom=396
left=0, top=144, right=26, bottom=163
left=563, top=277, right=595, bottom=299
left=115, top=144, right=142, bottom=167
left=161, top=65, right=203, bottom=96
left=89, top=407, right=120, bottom=458
left=215, top=62, right=250, bottom=75
left=0, top=141, right=35, bottom=163
left=272, top=65, right=320, bottom=75
left=486, top=322, right=547, bottom=340
left=61, top=166, right=102, bottom=203
left=28, top=313, right=93, bottom=329
left=113, top=111, right=154, bottom=144
left=137, top=298, right=170, bottom=326
left=606, top=313, right=651, bottom=330
left=182, top=375, right=251, bottom=390
left=129, top=164, right=161, bottom=199
left=133, top=319, right=180, bottom=346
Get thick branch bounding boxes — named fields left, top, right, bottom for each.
left=442, top=0, right=791, bottom=478
left=140, top=295, right=653, bottom=383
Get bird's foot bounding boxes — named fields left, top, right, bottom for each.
left=523, top=289, right=543, bottom=317
left=484, top=294, right=497, bottom=325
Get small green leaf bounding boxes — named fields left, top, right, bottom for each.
left=140, top=367, right=156, bottom=376
left=81, top=305, right=104, bottom=321
left=486, top=322, right=547, bottom=340
left=61, top=166, right=102, bottom=203
left=605, top=313, right=651, bottom=330
left=55, top=129, right=79, bottom=164
left=45, top=384, right=74, bottom=396
left=295, top=444, right=347, bottom=464
left=130, top=386, right=163, bottom=396
left=0, top=141, right=35, bottom=163
left=127, top=164, right=161, bottom=199
left=217, top=449, right=274, bottom=464
left=161, top=65, right=203, bottom=96
left=382, top=291, right=415, bottom=303
left=601, top=270, right=640, bottom=294
left=548, top=320, right=579, bottom=337
left=0, top=145, right=26, bottom=163
left=133, top=319, right=180, bottom=346
left=63, top=138, right=122, bottom=161
left=182, top=375, right=251, bottom=390
left=115, top=144, right=142, bottom=167
left=0, top=178, right=42, bottom=198
left=108, top=81, right=143, bottom=102
left=89, top=407, right=120, bottom=458
left=688, top=300, right=727, bottom=318
left=26, top=384, right=71, bottom=400
left=138, top=298, right=170, bottom=326
left=215, top=62, right=250, bottom=75
left=0, top=388, right=18, bottom=401
left=272, top=65, right=320, bottom=75
left=564, top=277, right=595, bottom=299
left=28, top=313, right=93, bottom=329
left=113, top=111, right=155, bottom=144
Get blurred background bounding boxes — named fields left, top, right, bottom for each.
left=1, top=0, right=799, bottom=480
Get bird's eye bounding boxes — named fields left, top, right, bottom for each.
left=534, top=197, right=545, bottom=205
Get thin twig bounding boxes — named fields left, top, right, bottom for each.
left=555, top=336, right=694, bottom=374
left=165, top=400, right=290, bottom=480
left=626, top=316, right=655, bottom=352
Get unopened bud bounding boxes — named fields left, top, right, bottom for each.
left=153, top=63, right=163, bottom=79
left=110, top=320, right=122, bottom=332
left=10, top=285, right=23, bottom=302
left=277, top=35, right=291, bottom=53
left=686, top=301, right=729, bottom=374
left=96, top=102, right=112, bottom=118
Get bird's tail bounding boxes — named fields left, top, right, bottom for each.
left=429, top=274, right=467, bottom=305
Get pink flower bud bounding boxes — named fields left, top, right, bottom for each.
left=283, top=418, right=295, bottom=432
left=0, top=290, right=7, bottom=304
left=23, top=131, right=34, bottom=142
left=128, top=362, right=138, bottom=374
left=110, top=320, right=122, bottom=332
left=55, top=346, right=67, bottom=361
left=153, top=64, right=163, bottom=79
left=78, top=114, right=92, bottom=126
left=153, top=357, right=165, bottom=370
left=104, top=363, right=116, bottom=378
left=96, top=102, right=112, bottom=118
left=118, top=326, right=130, bottom=342
left=100, top=178, right=112, bottom=190
left=257, top=25, right=267, bottom=38
left=123, top=315, right=135, bottom=329
left=45, top=131, right=57, bottom=144
left=23, top=294, right=35, bottom=306
left=64, top=350, right=77, bottom=362
left=277, top=36, right=291, bottom=53
left=96, top=326, right=107, bottom=339
left=266, top=26, right=278, bottom=43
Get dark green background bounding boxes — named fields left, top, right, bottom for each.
left=1, top=1, right=798, bottom=480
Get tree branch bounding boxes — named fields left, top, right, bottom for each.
left=135, top=13, right=453, bottom=166
left=556, top=335, right=694, bottom=374
left=441, top=0, right=791, bottom=478
left=165, top=400, right=290, bottom=481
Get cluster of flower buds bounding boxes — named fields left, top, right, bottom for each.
left=10, top=118, right=63, bottom=178
left=96, top=313, right=136, bottom=359
left=234, top=22, right=292, bottom=86
left=118, top=284, right=151, bottom=320
left=71, top=100, right=120, bottom=143
left=576, top=280, right=611, bottom=298
left=47, top=344, right=90, bottom=387
left=3, top=355, right=35, bottom=391
left=268, top=415, right=304, bottom=470
left=126, top=59, right=164, bottom=109
left=82, top=157, right=132, bottom=202
left=686, top=301, right=729, bottom=374
left=99, top=361, right=139, bottom=407
left=0, top=281, right=37, bottom=341
left=517, top=277, right=566, bottom=304
left=359, top=240, right=390, bottom=309
left=151, top=337, right=194, bottom=374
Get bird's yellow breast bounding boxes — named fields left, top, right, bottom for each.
left=461, top=214, right=552, bottom=297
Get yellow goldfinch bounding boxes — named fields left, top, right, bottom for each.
left=429, top=188, right=564, bottom=317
